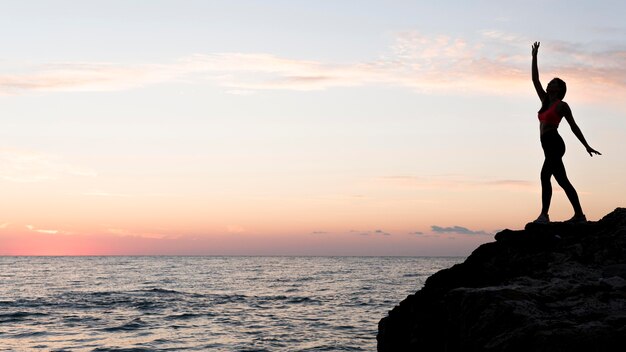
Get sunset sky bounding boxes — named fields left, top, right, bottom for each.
left=1, top=0, right=625, bottom=256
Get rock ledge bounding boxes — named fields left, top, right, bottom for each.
left=377, top=208, right=626, bottom=351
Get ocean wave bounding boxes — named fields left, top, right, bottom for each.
left=402, top=273, right=424, bottom=277
left=286, top=296, right=319, bottom=304
left=10, top=330, right=48, bottom=338
left=254, top=295, right=319, bottom=304
left=103, top=318, right=147, bottom=332
left=138, top=288, right=184, bottom=295
left=0, top=311, right=48, bottom=323
left=92, top=348, right=154, bottom=352
left=163, top=313, right=199, bottom=320
left=299, top=344, right=365, bottom=351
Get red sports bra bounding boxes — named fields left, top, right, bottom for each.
left=538, top=100, right=562, bottom=126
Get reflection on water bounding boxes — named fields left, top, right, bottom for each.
left=0, top=256, right=462, bottom=351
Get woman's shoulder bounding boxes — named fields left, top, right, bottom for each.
left=556, top=100, right=571, bottom=115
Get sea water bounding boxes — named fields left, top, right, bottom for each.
left=0, top=256, right=462, bottom=351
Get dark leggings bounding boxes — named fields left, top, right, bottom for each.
left=540, top=130, right=583, bottom=215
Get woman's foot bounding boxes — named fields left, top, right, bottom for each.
left=533, top=213, right=550, bottom=224
left=565, top=214, right=587, bottom=224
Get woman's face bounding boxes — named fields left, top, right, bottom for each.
left=547, top=80, right=562, bottom=98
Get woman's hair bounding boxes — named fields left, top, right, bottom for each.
left=539, top=78, right=567, bottom=113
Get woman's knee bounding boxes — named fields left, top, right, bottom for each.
left=554, top=174, right=573, bottom=189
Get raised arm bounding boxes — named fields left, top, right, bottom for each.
left=532, top=42, right=547, bottom=102
left=559, top=102, right=601, bottom=157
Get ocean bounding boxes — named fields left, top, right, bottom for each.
left=0, top=256, right=463, bottom=351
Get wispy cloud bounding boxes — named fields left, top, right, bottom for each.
left=430, top=225, right=490, bottom=236
left=481, top=29, right=527, bottom=44
left=0, top=149, right=96, bottom=182
left=0, top=61, right=183, bottom=94
left=0, top=223, right=9, bottom=229
left=26, top=224, right=60, bottom=235
left=351, top=229, right=392, bottom=236
left=82, top=190, right=130, bottom=197
left=378, top=175, right=534, bottom=191
left=2, top=31, right=625, bottom=100
left=226, top=225, right=245, bottom=234
left=106, top=228, right=176, bottom=239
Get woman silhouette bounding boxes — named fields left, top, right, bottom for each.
left=531, top=42, right=601, bottom=224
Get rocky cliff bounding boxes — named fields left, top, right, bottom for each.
left=377, top=208, right=626, bottom=351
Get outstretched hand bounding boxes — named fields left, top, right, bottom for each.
left=586, top=146, right=601, bottom=157
left=532, top=41, right=540, bottom=57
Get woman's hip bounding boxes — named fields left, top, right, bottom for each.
left=541, top=130, right=566, bottom=157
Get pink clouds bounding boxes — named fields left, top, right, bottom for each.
left=1, top=31, right=625, bottom=101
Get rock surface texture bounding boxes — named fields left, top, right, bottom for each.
left=377, top=208, right=626, bottom=352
